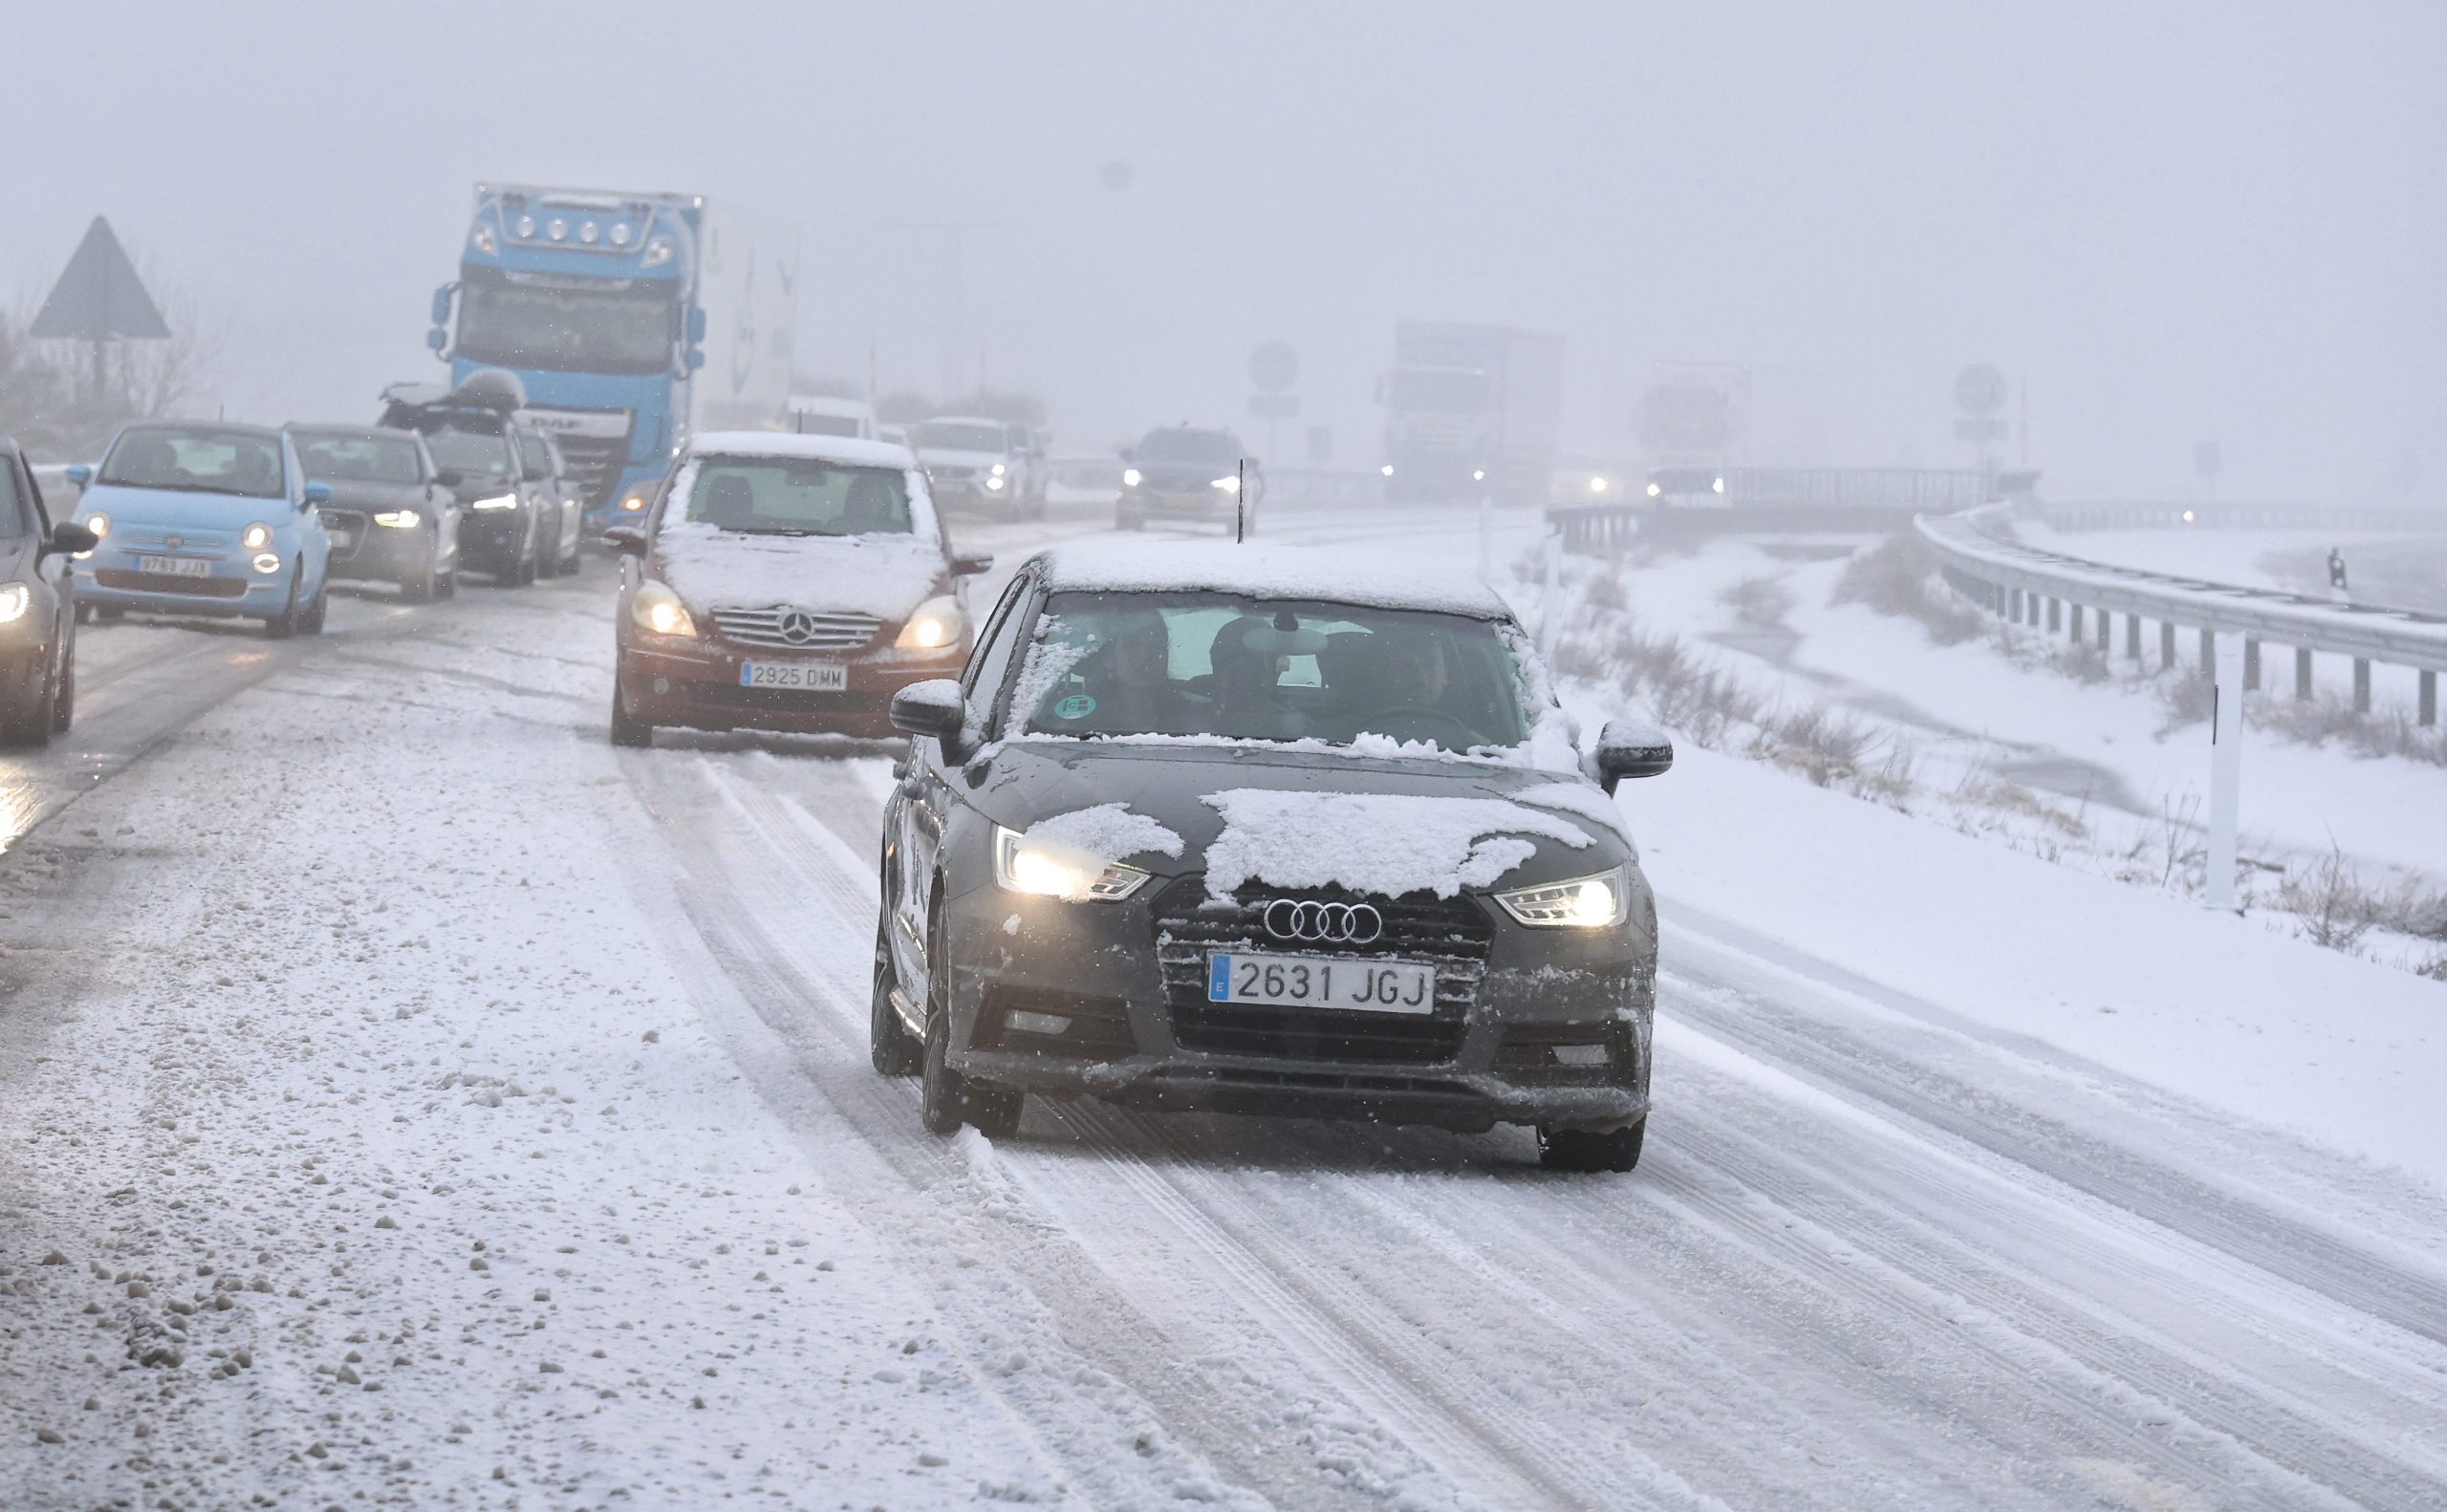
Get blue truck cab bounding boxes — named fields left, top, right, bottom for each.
left=431, top=186, right=707, bottom=533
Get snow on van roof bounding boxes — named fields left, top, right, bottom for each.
left=688, top=431, right=915, bottom=469
left=1032, top=540, right=1513, bottom=617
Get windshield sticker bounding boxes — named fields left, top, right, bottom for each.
left=1053, top=693, right=1098, bottom=721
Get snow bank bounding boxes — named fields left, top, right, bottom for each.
left=1200, top=788, right=1592, bottom=901
left=1028, top=802, right=1184, bottom=862
left=656, top=519, right=943, bottom=618
left=1035, top=540, right=1510, bottom=617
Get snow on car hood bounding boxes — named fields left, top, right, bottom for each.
left=654, top=520, right=945, bottom=618
left=975, top=743, right=1627, bottom=900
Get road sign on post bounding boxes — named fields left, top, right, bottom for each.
left=32, top=216, right=168, bottom=399
left=1953, top=363, right=2007, bottom=417
left=1247, top=341, right=1299, bottom=395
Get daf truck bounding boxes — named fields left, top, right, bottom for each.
left=426, top=184, right=798, bottom=530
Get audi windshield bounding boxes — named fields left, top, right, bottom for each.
left=1013, top=592, right=1531, bottom=751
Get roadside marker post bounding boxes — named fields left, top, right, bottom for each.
left=1539, top=531, right=1562, bottom=665
left=2206, top=632, right=2244, bottom=912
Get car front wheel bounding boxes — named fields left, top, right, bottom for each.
left=608, top=674, right=655, bottom=747
left=871, top=915, right=922, bottom=1076
left=920, top=916, right=1022, bottom=1138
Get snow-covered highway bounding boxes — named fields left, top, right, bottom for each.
left=3, top=509, right=2443, bottom=1511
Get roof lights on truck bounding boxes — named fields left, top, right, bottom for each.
left=640, top=235, right=676, bottom=269
left=469, top=222, right=499, bottom=255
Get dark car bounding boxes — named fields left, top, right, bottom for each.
left=286, top=425, right=464, bottom=600
left=0, top=439, right=98, bottom=746
left=1115, top=426, right=1264, bottom=533
left=874, top=542, right=1673, bottom=1171
left=511, top=423, right=586, bottom=577
left=605, top=432, right=992, bottom=745
left=377, top=372, right=558, bottom=586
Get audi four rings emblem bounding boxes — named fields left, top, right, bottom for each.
left=777, top=610, right=818, bottom=645
left=1264, top=899, right=1383, bottom=944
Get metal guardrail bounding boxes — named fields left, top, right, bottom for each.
left=1916, top=504, right=2445, bottom=721
left=2033, top=497, right=2444, bottom=533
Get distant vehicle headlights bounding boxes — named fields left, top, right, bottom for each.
left=994, top=824, right=1152, bottom=902
left=1121, top=467, right=1142, bottom=487
left=896, top=596, right=963, bottom=650
left=241, top=522, right=273, bottom=551
left=372, top=510, right=421, bottom=529
left=470, top=493, right=520, bottom=511
left=1647, top=483, right=1662, bottom=497
left=1712, top=476, right=1725, bottom=494
left=1589, top=476, right=1609, bottom=494
left=1494, top=866, right=1627, bottom=928
left=630, top=580, right=696, bottom=638
left=0, top=583, right=30, bottom=623
left=251, top=552, right=283, bottom=574
left=985, top=475, right=1006, bottom=491
left=1211, top=475, right=1242, bottom=494
left=989, top=462, right=1007, bottom=477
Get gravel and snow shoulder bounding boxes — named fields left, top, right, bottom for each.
left=0, top=625, right=1067, bottom=1507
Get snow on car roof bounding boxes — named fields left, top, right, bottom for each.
left=687, top=431, right=916, bottom=470
left=1031, top=540, right=1514, bottom=618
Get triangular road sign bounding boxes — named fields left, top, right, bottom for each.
left=31, top=217, right=169, bottom=342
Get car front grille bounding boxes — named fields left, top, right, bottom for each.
left=707, top=607, right=883, bottom=653
left=95, top=570, right=249, bottom=599
left=320, top=509, right=367, bottom=558
left=1151, top=876, right=1490, bottom=1066
left=119, top=527, right=236, bottom=550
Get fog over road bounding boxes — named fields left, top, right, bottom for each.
left=3, top=505, right=2441, bottom=1511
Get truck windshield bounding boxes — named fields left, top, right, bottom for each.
left=456, top=280, right=674, bottom=375
left=678, top=457, right=915, bottom=537
left=97, top=427, right=287, bottom=499
left=914, top=421, right=1006, bottom=452
left=292, top=432, right=423, bottom=485
left=1387, top=370, right=1491, bottom=413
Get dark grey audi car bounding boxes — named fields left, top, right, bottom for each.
left=876, top=541, right=1671, bottom=1171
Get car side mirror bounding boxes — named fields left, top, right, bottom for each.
left=890, top=679, right=970, bottom=752
left=1593, top=718, right=1673, bottom=794
left=46, top=522, right=99, bottom=555
left=950, top=551, right=993, bottom=577
left=604, top=527, right=648, bottom=557
left=303, top=481, right=334, bottom=507
left=432, top=468, right=464, bottom=488
left=684, top=347, right=706, bottom=373
left=64, top=464, right=92, bottom=487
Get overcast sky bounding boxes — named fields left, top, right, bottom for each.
left=8, top=1, right=2440, bottom=497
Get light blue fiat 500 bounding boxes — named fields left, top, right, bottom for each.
left=67, top=421, right=334, bottom=637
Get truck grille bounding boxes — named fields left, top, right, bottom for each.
left=1151, top=877, right=1489, bottom=1066
left=553, top=433, right=629, bottom=511
left=707, top=607, right=883, bottom=652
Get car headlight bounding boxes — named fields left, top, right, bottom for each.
left=0, top=583, right=30, bottom=623
left=986, top=475, right=1006, bottom=490
left=470, top=493, right=519, bottom=510
left=1121, top=467, right=1141, bottom=487
left=989, top=462, right=1006, bottom=477
left=241, top=522, right=273, bottom=551
left=372, top=510, right=421, bottom=529
left=994, top=824, right=1152, bottom=902
left=1647, top=483, right=1662, bottom=498
left=1211, top=475, right=1242, bottom=494
left=1590, top=476, right=1609, bottom=494
left=83, top=511, right=110, bottom=542
left=619, top=492, right=648, bottom=512
left=896, top=596, right=963, bottom=650
left=1712, top=477, right=1725, bottom=494
left=630, top=579, right=696, bottom=637
left=1493, top=866, right=1627, bottom=928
